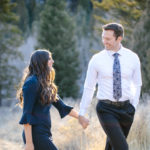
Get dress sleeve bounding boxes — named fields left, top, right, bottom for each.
left=52, top=95, right=73, bottom=118
left=19, top=77, right=39, bottom=125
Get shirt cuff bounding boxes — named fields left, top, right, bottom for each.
left=131, top=100, right=138, bottom=109
left=79, top=109, right=86, bottom=116
left=130, top=86, right=141, bottom=109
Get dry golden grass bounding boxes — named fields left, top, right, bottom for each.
left=0, top=98, right=150, bottom=150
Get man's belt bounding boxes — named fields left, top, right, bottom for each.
left=100, top=99, right=130, bottom=107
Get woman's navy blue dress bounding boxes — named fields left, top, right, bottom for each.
left=19, top=75, right=73, bottom=150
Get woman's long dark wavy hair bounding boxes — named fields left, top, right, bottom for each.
left=17, top=49, right=58, bottom=107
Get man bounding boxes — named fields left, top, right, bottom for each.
left=78, top=23, right=142, bottom=150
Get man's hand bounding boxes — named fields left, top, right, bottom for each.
left=78, top=115, right=89, bottom=129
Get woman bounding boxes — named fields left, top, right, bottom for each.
left=17, top=49, right=85, bottom=150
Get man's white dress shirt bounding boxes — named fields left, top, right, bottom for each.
left=79, top=46, right=142, bottom=116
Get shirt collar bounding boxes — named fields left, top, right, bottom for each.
left=106, top=44, right=124, bottom=56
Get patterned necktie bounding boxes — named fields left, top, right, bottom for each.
left=113, top=53, right=122, bottom=101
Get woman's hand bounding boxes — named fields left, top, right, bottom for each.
left=25, top=142, right=34, bottom=150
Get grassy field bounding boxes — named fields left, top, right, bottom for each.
left=0, top=98, right=150, bottom=150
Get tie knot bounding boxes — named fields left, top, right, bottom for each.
left=113, top=53, right=119, bottom=58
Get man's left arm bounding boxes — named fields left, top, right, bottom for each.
left=131, top=55, right=142, bottom=109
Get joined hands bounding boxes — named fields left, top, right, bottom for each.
left=78, top=115, right=89, bottom=129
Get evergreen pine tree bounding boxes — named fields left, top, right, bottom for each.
left=13, top=0, right=45, bottom=35
left=36, top=0, right=79, bottom=98
left=12, top=0, right=28, bottom=34
left=0, top=0, right=22, bottom=105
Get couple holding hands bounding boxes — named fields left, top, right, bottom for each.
left=18, top=23, right=142, bottom=150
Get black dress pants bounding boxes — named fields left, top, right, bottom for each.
left=96, top=100, right=135, bottom=150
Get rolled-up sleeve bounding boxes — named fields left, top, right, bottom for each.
left=19, top=77, right=39, bottom=125
left=52, top=96, right=73, bottom=118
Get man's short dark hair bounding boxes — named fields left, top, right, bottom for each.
left=102, top=23, right=124, bottom=39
